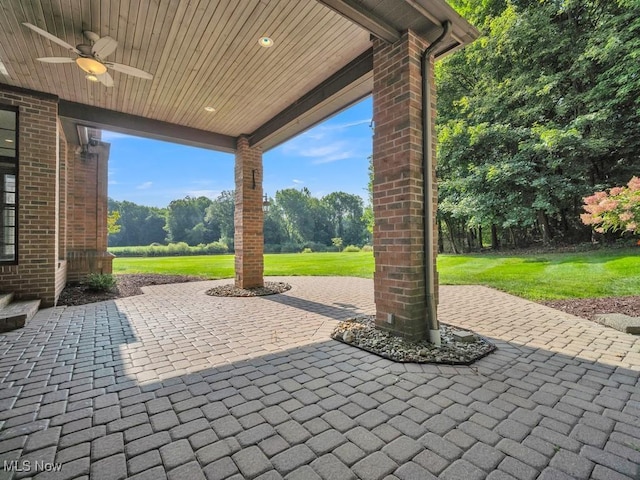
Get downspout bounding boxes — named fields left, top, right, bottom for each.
left=421, top=21, right=451, bottom=346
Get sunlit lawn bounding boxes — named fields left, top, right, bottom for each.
left=112, top=249, right=640, bottom=300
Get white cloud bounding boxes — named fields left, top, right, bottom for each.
left=137, top=181, right=153, bottom=190
left=108, top=180, right=120, bottom=185
left=186, top=189, right=221, bottom=199
left=280, top=117, right=372, bottom=165
left=292, top=179, right=304, bottom=184
left=325, top=119, right=372, bottom=130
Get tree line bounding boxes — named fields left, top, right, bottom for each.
left=436, top=0, right=639, bottom=251
left=108, top=188, right=371, bottom=252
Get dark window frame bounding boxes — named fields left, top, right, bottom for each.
left=0, top=104, right=18, bottom=265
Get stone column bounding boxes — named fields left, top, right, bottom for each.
left=234, top=136, right=264, bottom=288
left=372, top=30, right=436, bottom=341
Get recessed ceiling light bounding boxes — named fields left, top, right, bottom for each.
left=204, top=106, right=216, bottom=112
left=258, top=37, right=273, bottom=48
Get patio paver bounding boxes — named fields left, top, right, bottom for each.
left=0, top=277, right=639, bottom=479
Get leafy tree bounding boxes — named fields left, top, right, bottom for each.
left=165, top=196, right=214, bottom=244
left=204, top=191, right=235, bottom=243
left=322, top=192, right=368, bottom=246
left=436, top=0, right=640, bottom=249
left=107, top=211, right=121, bottom=235
left=276, top=188, right=317, bottom=243
left=108, top=199, right=167, bottom=246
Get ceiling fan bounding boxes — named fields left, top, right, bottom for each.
left=23, top=22, right=153, bottom=87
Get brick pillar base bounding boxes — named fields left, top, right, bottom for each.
left=234, top=136, right=264, bottom=288
left=372, top=30, right=435, bottom=341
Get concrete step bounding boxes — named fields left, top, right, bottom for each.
left=593, top=313, right=640, bottom=335
left=0, top=292, right=14, bottom=309
left=0, top=299, right=41, bottom=333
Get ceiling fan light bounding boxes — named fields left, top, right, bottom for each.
left=86, top=74, right=99, bottom=82
left=76, top=57, right=107, bottom=75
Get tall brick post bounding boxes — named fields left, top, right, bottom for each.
left=372, top=30, right=437, bottom=341
left=234, top=136, right=264, bottom=288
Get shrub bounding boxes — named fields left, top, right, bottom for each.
left=581, top=177, right=640, bottom=235
left=204, top=241, right=229, bottom=254
left=280, top=242, right=303, bottom=253
left=361, top=244, right=373, bottom=252
left=301, top=247, right=313, bottom=253
left=85, top=273, right=117, bottom=292
left=343, top=245, right=361, bottom=252
left=166, top=242, right=190, bottom=255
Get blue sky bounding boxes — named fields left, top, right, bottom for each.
left=105, top=97, right=373, bottom=208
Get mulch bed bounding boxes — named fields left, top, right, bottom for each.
left=540, top=296, right=640, bottom=320
left=57, top=274, right=206, bottom=306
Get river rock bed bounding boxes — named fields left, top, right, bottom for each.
left=206, top=281, right=292, bottom=297
left=331, top=315, right=496, bottom=364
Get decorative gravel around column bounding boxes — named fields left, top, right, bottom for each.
left=205, top=281, right=292, bottom=297
left=331, top=315, right=496, bottom=365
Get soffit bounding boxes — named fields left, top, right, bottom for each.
left=0, top=0, right=370, bottom=139
left=0, top=1, right=478, bottom=152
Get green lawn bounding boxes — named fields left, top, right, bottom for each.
left=112, top=249, right=640, bottom=300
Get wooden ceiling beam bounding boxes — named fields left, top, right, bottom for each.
left=58, top=100, right=237, bottom=152
left=315, top=0, right=400, bottom=43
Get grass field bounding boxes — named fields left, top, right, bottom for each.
left=112, top=249, right=640, bottom=300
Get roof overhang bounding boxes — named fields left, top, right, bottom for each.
left=0, top=0, right=478, bottom=153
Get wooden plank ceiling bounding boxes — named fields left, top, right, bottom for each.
left=0, top=0, right=371, bottom=140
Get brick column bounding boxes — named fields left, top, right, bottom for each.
left=234, top=136, right=264, bottom=288
left=372, top=30, right=436, bottom=341
left=66, top=140, right=113, bottom=281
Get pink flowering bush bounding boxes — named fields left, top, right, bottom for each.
left=581, top=177, right=640, bottom=234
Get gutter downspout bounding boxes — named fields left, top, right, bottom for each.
left=421, top=21, right=451, bottom=346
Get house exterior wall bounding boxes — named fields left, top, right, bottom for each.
left=0, top=85, right=111, bottom=305
left=0, top=88, right=61, bottom=306
left=371, top=30, right=438, bottom=340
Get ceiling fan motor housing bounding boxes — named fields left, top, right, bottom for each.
left=76, top=44, right=93, bottom=56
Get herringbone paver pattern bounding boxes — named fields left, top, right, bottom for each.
left=0, top=277, right=639, bottom=479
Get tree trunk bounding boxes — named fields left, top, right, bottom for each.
left=537, top=210, right=552, bottom=245
left=444, top=218, right=460, bottom=254
left=478, top=225, right=483, bottom=249
left=438, top=219, right=444, bottom=253
left=491, top=224, right=500, bottom=250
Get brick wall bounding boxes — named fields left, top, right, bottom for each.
left=55, top=121, right=68, bottom=299
left=371, top=30, right=438, bottom=341
left=0, top=88, right=60, bottom=306
left=234, top=136, right=264, bottom=288
left=66, top=139, right=112, bottom=282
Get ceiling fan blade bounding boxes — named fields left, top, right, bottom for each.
left=23, top=22, right=80, bottom=55
left=92, top=36, right=118, bottom=60
left=36, top=57, right=75, bottom=63
left=97, top=71, right=114, bottom=87
left=106, top=62, right=153, bottom=80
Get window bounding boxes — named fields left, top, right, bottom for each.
left=0, top=106, right=17, bottom=263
